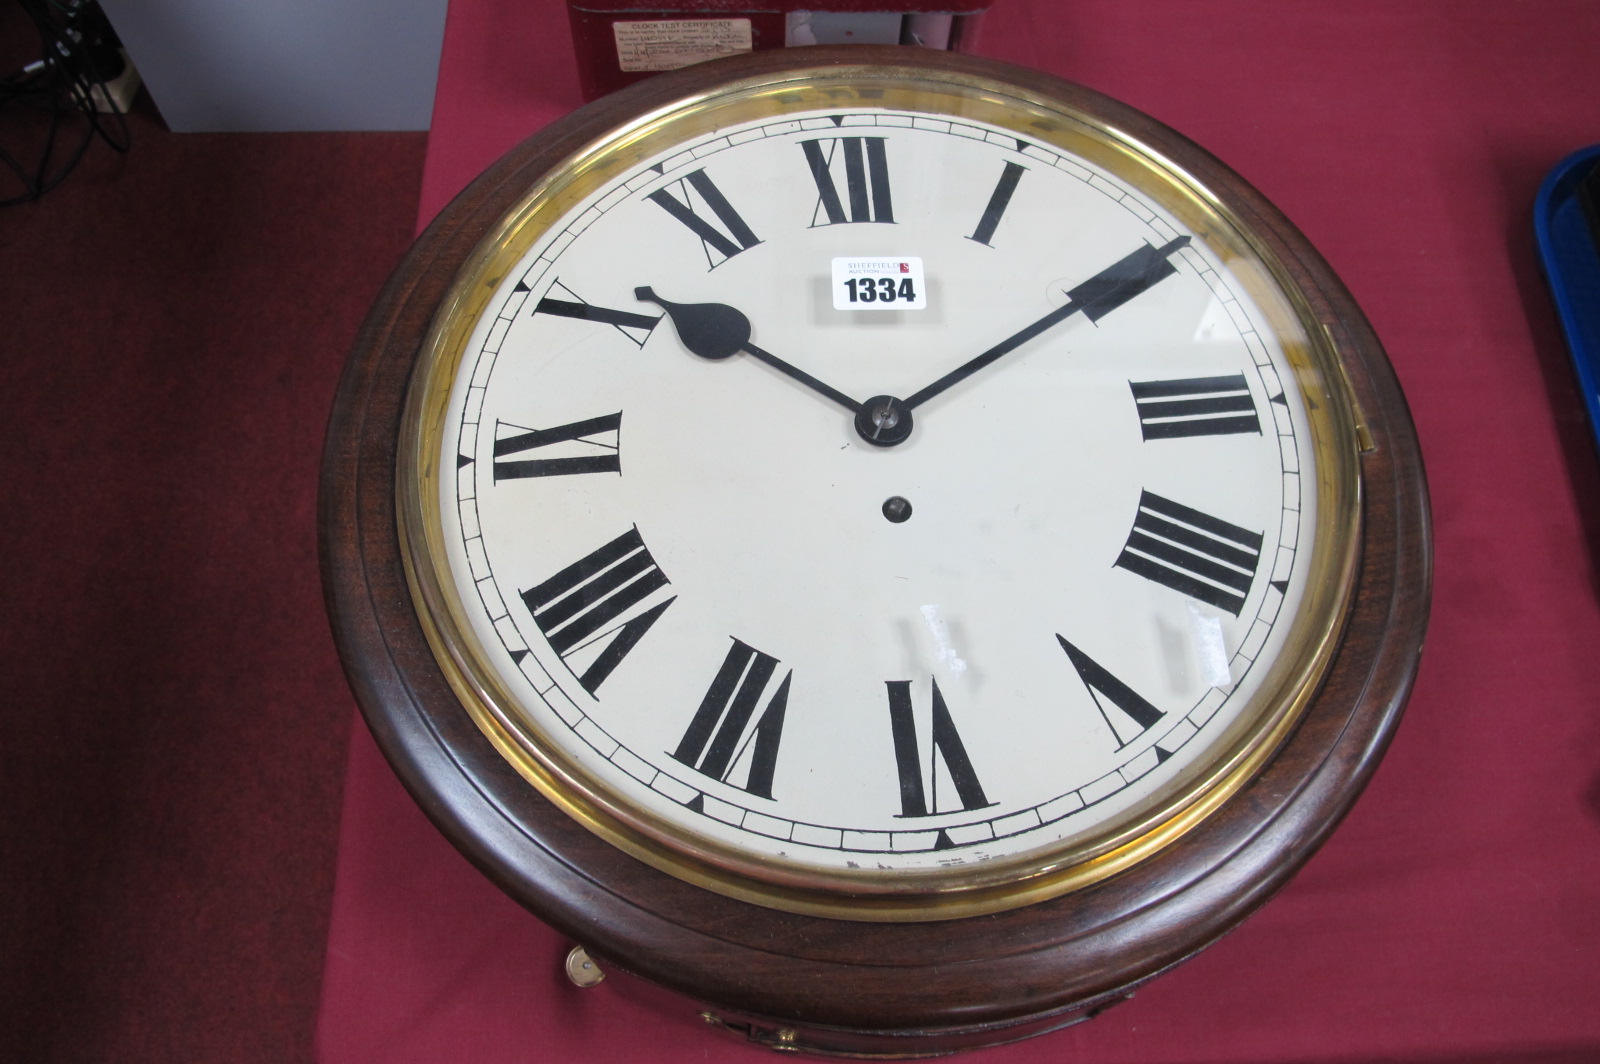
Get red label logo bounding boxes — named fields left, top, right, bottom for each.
left=899, top=262, right=910, bottom=273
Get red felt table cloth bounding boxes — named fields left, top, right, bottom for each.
left=316, top=2, right=1600, bottom=1060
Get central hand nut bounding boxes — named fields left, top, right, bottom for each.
left=854, top=395, right=913, bottom=447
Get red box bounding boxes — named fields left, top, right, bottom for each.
left=567, top=0, right=994, bottom=100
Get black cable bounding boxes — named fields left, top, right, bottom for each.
left=0, top=0, right=131, bottom=206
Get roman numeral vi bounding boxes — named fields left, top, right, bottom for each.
left=885, top=678, right=992, bottom=818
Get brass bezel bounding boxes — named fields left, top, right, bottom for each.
left=395, top=60, right=1363, bottom=921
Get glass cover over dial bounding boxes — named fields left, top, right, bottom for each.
left=401, top=71, right=1359, bottom=918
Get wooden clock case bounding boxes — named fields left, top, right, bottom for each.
left=320, top=46, right=1431, bottom=1057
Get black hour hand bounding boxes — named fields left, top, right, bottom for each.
left=636, top=287, right=861, bottom=415
left=633, top=287, right=749, bottom=360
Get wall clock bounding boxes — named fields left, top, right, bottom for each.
left=322, top=46, right=1430, bottom=1055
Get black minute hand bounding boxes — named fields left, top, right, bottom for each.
left=635, top=287, right=861, bottom=415
left=902, top=236, right=1192, bottom=410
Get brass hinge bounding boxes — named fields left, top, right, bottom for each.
left=700, top=1011, right=800, bottom=1053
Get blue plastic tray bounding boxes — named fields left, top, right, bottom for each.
left=1535, top=145, right=1600, bottom=458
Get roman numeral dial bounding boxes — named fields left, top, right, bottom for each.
left=424, top=101, right=1325, bottom=886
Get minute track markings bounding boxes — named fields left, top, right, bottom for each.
left=493, top=664, right=1246, bottom=858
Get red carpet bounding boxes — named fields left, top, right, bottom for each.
left=0, top=79, right=425, bottom=1061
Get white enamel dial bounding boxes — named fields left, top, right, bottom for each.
left=412, top=85, right=1347, bottom=904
